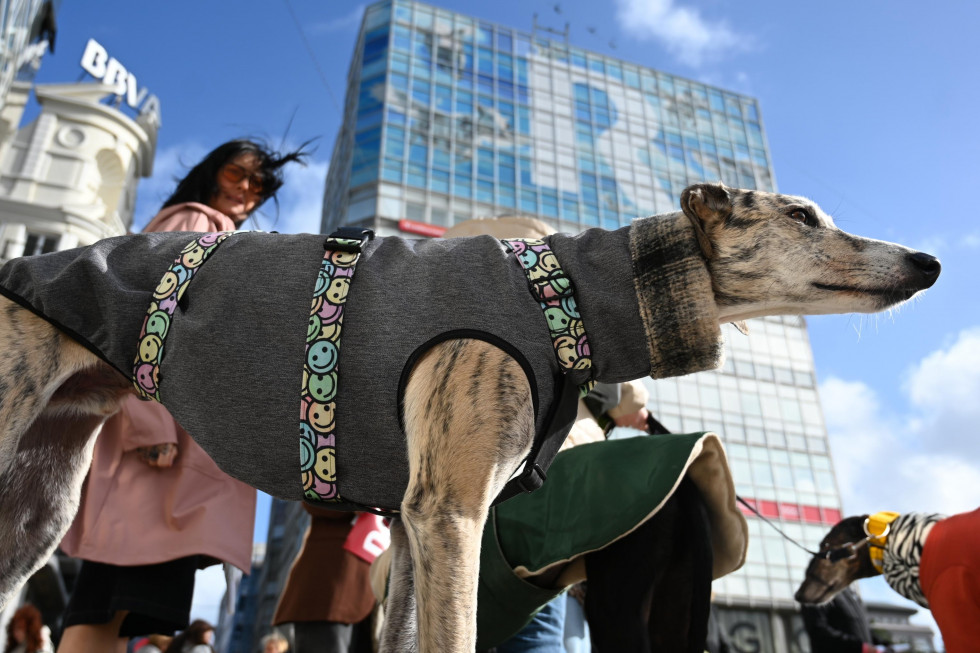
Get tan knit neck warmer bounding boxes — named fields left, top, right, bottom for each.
left=628, top=211, right=725, bottom=379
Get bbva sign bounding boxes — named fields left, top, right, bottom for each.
left=80, top=38, right=160, bottom=126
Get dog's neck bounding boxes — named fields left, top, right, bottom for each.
left=877, top=512, right=944, bottom=608
left=627, top=211, right=726, bottom=379
left=545, top=215, right=725, bottom=386
left=865, top=511, right=900, bottom=573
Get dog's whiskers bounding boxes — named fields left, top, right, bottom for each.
left=851, top=318, right=864, bottom=341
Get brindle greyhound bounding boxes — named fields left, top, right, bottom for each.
left=0, top=184, right=940, bottom=651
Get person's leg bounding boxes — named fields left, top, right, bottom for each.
left=59, top=561, right=129, bottom=653
left=563, top=591, right=591, bottom=653
left=113, top=557, right=197, bottom=638
left=59, top=557, right=197, bottom=653
left=293, top=621, right=354, bottom=653
left=350, top=613, right=375, bottom=653
left=494, top=593, right=567, bottom=653
left=57, top=610, right=129, bottom=653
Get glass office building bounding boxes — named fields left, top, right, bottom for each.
left=318, top=2, right=931, bottom=650
left=322, top=0, right=774, bottom=236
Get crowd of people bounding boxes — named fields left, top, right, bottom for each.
left=2, top=138, right=898, bottom=653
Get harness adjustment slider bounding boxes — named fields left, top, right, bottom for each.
left=516, top=463, right=547, bottom=494
left=528, top=273, right=574, bottom=303
left=324, top=227, right=375, bottom=253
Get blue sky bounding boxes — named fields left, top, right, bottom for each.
left=30, top=0, right=980, bottom=641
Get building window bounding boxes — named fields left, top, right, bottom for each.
left=23, top=233, right=58, bottom=257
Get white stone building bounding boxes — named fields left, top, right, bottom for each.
left=0, top=81, right=158, bottom=263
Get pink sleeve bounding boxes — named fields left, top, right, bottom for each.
left=147, top=207, right=227, bottom=233
left=117, top=394, right=180, bottom=451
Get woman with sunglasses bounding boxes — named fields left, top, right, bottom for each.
left=57, top=139, right=307, bottom=653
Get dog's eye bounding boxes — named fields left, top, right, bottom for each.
left=789, top=209, right=814, bottom=226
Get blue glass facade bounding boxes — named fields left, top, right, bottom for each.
left=321, top=0, right=775, bottom=235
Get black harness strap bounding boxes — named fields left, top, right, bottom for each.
left=492, top=373, right=582, bottom=505
left=493, top=237, right=596, bottom=504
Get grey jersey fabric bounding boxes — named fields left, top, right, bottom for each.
left=0, top=212, right=723, bottom=511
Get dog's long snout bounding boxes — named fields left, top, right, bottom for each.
left=908, top=252, right=941, bottom=288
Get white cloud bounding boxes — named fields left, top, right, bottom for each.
left=310, top=4, right=365, bottom=34
left=904, top=328, right=980, bottom=458
left=254, top=157, right=329, bottom=235
left=614, top=0, right=747, bottom=67
left=820, top=327, right=980, bottom=516
left=733, top=71, right=752, bottom=91
left=818, top=377, right=894, bottom=510
left=916, top=231, right=980, bottom=253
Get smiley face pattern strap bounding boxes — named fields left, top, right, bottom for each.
left=133, top=232, right=235, bottom=402
left=502, top=238, right=595, bottom=397
left=302, top=238, right=364, bottom=503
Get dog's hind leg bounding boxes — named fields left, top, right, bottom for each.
left=390, top=339, right=535, bottom=652
left=0, top=298, right=131, bottom=608
left=379, top=518, right=419, bottom=652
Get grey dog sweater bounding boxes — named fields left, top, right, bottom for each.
left=0, top=212, right=722, bottom=511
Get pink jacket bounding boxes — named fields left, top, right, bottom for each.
left=59, top=203, right=255, bottom=571
left=141, top=201, right=238, bottom=233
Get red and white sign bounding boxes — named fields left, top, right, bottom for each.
left=738, top=497, right=844, bottom=526
left=779, top=502, right=801, bottom=521
left=343, top=513, right=391, bottom=564
left=398, top=219, right=447, bottom=238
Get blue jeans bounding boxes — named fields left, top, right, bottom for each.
left=563, top=593, right=591, bottom=653
left=495, top=593, right=567, bottom=653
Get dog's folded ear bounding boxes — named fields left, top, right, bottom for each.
left=680, top=183, right=732, bottom=259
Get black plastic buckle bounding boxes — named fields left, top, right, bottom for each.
left=516, top=463, right=547, bottom=493
left=528, top=272, right=574, bottom=303
left=324, top=227, right=375, bottom=253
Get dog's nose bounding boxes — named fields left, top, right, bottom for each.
left=908, top=252, right=941, bottom=287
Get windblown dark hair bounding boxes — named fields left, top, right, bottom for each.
left=4, top=604, right=44, bottom=653
left=163, top=619, right=214, bottom=653
left=161, top=139, right=310, bottom=220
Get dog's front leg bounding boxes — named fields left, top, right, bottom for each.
left=394, top=339, right=535, bottom=652
left=0, top=412, right=103, bottom=608
left=0, top=301, right=131, bottom=608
